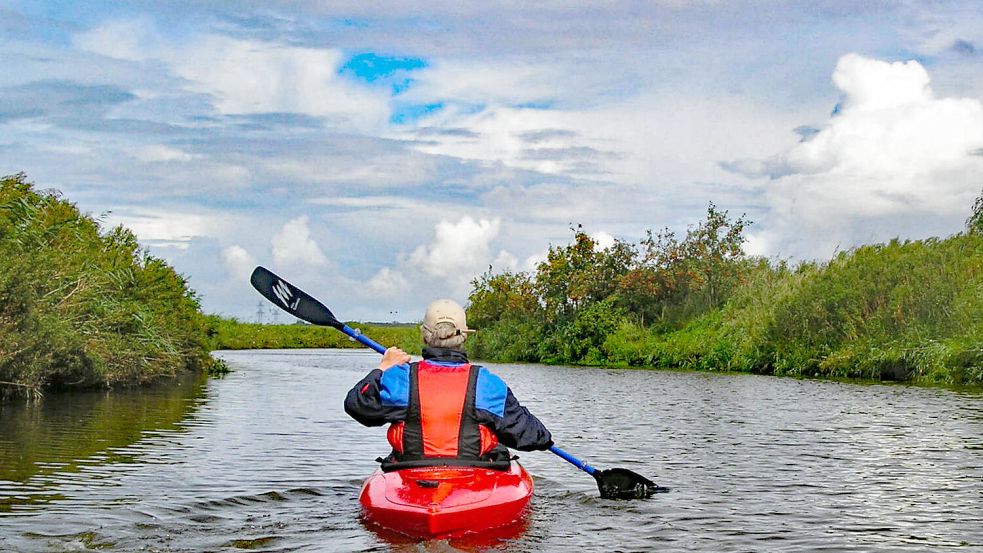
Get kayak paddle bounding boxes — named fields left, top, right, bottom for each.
left=550, top=445, right=668, bottom=499
left=249, top=265, right=668, bottom=499
left=249, top=266, right=386, bottom=354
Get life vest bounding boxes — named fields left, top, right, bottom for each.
left=384, top=360, right=500, bottom=468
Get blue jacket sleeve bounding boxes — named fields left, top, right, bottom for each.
left=343, top=366, right=409, bottom=427
left=473, top=368, right=552, bottom=451
left=494, top=388, right=553, bottom=451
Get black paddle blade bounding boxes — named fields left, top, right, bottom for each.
left=593, top=468, right=669, bottom=500
left=249, top=266, right=343, bottom=329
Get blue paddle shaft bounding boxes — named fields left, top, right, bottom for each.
left=550, top=445, right=597, bottom=475
left=340, top=325, right=387, bottom=354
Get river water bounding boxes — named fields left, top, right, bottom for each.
left=1, top=349, right=981, bottom=552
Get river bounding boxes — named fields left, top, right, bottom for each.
left=1, top=349, right=981, bottom=552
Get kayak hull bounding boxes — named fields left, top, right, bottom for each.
left=358, top=463, right=533, bottom=539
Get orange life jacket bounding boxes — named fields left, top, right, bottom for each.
left=385, top=360, right=499, bottom=464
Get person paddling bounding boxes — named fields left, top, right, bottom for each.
left=344, top=299, right=553, bottom=470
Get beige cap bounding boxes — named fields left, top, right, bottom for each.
left=420, top=299, right=474, bottom=348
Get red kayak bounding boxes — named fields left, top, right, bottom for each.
left=358, top=463, right=534, bottom=538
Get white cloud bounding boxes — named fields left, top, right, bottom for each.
left=173, top=35, right=388, bottom=126
left=133, top=145, right=195, bottom=162
left=490, top=249, right=519, bottom=272
left=741, top=231, right=771, bottom=258
left=271, top=215, right=328, bottom=267
left=407, top=216, right=501, bottom=292
left=591, top=230, right=616, bottom=250
left=104, top=208, right=219, bottom=248
left=74, top=21, right=390, bottom=129
left=221, top=245, right=256, bottom=280
left=725, top=54, right=983, bottom=260
left=18, top=5, right=982, bottom=324
left=402, top=59, right=561, bottom=106
left=367, top=267, right=410, bottom=297
left=72, top=18, right=160, bottom=61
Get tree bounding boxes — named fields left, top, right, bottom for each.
left=466, top=268, right=544, bottom=362
left=467, top=268, right=539, bottom=330
left=533, top=226, right=637, bottom=323
left=640, top=202, right=751, bottom=312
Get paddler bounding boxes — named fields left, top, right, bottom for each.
left=344, top=299, right=553, bottom=470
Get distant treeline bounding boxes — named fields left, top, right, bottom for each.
left=0, top=174, right=219, bottom=397
left=207, top=317, right=421, bottom=353
left=467, top=199, right=983, bottom=387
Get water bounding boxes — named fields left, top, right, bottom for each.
left=1, top=349, right=981, bottom=552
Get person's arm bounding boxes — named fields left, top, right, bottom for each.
left=473, top=368, right=553, bottom=451
left=494, top=388, right=553, bottom=451
left=343, top=347, right=411, bottom=427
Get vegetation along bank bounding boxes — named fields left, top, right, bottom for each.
left=467, top=198, right=983, bottom=387
left=0, top=174, right=220, bottom=398
left=3, top=172, right=980, bottom=395
left=207, top=317, right=421, bottom=353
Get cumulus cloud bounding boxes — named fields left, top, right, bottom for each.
left=490, top=249, right=519, bottom=272
left=271, top=215, right=328, bottom=267
left=723, top=53, right=983, bottom=259
left=409, top=216, right=500, bottom=277
left=173, top=36, right=389, bottom=126
left=486, top=248, right=545, bottom=275
left=591, top=230, right=616, bottom=250
left=221, top=245, right=256, bottom=280
left=407, top=216, right=501, bottom=292
left=367, top=267, right=410, bottom=296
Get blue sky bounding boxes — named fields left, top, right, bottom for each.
left=2, top=1, right=983, bottom=322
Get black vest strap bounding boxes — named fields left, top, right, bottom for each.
left=401, top=361, right=423, bottom=458
left=456, top=364, right=481, bottom=459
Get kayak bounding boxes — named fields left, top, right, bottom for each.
left=358, top=463, right=534, bottom=538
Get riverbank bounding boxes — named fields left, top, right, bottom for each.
left=467, top=204, right=983, bottom=387
left=0, top=174, right=219, bottom=398
left=605, top=235, right=982, bottom=386
left=206, top=316, right=421, bottom=353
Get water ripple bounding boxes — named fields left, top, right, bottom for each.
left=1, top=350, right=981, bottom=552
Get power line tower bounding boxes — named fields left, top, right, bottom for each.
left=256, top=301, right=265, bottom=324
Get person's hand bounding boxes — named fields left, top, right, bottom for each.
left=378, top=347, right=411, bottom=371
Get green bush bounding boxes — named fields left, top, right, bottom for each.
left=650, top=235, right=983, bottom=386
left=1, top=174, right=214, bottom=396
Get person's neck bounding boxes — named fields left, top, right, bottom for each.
left=422, top=346, right=469, bottom=363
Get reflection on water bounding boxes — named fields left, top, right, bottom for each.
left=0, top=349, right=981, bottom=552
left=0, top=371, right=207, bottom=511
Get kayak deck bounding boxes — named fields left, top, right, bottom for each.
left=359, top=463, right=533, bottom=539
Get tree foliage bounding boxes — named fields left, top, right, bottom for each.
left=468, top=204, right=752, bottom=365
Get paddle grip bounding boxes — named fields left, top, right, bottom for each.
left=340, top=325, right=388, bottom=355
left=550, top=445, right=597, bottom=475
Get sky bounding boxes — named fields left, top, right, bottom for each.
left=2, top=1, right=983, bottom=323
